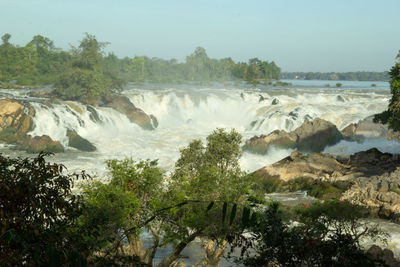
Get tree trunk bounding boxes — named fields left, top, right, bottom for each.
left=194, top=239, right=227, bottom=267
left=156, top=232, right=198, bottom=267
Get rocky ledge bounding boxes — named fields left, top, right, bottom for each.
left=29, top=90, right=158, bottom=130
left=0, top=98, right=96, bottom=153
left=243, top=118, right=343, bottom=153
left=256, top=148, right=400, bottom=221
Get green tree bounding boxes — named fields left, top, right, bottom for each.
left=375, top=50, right=400, bottom=131
left=159, top=128, right=258, bottom=266
left=0, top=153, right=87, bottom=266
left=1, top=33, right=11, bottom=46
left=54, top=33, right=116, bottom=103
left=229, top=201, right=386, bottom=266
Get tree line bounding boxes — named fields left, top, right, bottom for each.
left=281, top=71, right=390, bottom=81
left=0, top=33, right=281, bottom=90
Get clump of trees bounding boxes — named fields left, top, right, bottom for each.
left=375, top=50, right=400, bottom=131
left=0, top=129, right=389, bottom=266
left=0, top=33, right=281, bottom=96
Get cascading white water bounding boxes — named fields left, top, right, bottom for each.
left=11, top=81, right=395, bottom=177
left=1, top=81, right=400, bottom=262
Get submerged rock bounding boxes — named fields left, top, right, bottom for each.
left=67, top=130, right=96, bottom=152
left=244, top=118, right=343, bottom=154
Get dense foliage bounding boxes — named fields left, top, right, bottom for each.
left=0, top=153, right=87, bottom=266
left=374, top=50, right=400, bottom=131
left=0, top=33, right=281, bottom=94
left=281, top=71, right=390, bottom=81
left=0, top=130, right=389, bottom=266
left=229, top=201, right=386, bottom=266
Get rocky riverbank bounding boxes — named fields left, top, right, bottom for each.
left=0, top=92, right=158, bottom=153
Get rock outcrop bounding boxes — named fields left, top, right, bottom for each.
left=341, top=167, right=400, bottom=220
left=0, top=99, right=34, bottom=135
left=100, top=94, right=156, bottom=130
left=341, top=115, right=393, bottom=141
left=244, top=118, right=343, bottom=154
left=66, top=130, right=96, bottom=152
left=22, top=135, right=64, bottom=153
left=256, top=148, right=400, bottom=220
left=256, top=148, right=400, bottom=182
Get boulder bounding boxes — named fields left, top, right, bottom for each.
left=341, top=116, right=393, bottom=140
left=22, top=135, right=64, bottom=153
left=0, top=99, right=35, bottom=141
left=100, top=95, right=156, bottom=130
left=294, top=118, right=343, bottom=152
left=243, top=130, right=297, bottom=154
left=66, top=130, right=96, bottom=152
left=256, top=148, right=400, bottom=183
left=255, top=151, right=350, bottom=182
left=340, top=166, right=400, bottom=220
left=244, top=118, right=343, bottom=154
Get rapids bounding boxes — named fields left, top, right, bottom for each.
left=0, top=80, right=395, bottom=178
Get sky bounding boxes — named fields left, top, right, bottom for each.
left=1, top=0, right=399, bottom=72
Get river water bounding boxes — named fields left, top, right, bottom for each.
left=1, top=79, right=400, bottom=263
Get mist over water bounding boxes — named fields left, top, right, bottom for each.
left=0, top=80, right=393, bottom=179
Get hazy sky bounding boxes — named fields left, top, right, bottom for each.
left=1, top=0, right=399, bottom=72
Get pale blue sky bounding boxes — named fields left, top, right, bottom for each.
left=1, top=0, right=399, bottom=72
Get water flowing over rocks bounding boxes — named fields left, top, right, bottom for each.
left=244, top=118, right=343, bottom=154
left=100, top=94, right=156, bottom=130
left=66, top=129, right=96, bottom=152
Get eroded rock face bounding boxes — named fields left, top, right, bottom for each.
left=244, top=118, right=343, bottom=154
left=0, top=99, right=35, bottom=140
left=22, top=135, right=64, bottom=153
left=341, top=116, right=393, bottom=141
left=66, top=130, right=96, bottom=152
left=341, top=167, right=400, bottom=219
left=100, top=95, right=156, bottom=130
left=256, top=148, right=400, bottom=182
left=256, top=148, right=400, bottom=220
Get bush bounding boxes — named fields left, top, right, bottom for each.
left=0, top=153, right=87, bottom=265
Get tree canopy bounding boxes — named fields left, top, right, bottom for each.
left=374, top=50, right=400, bottom=131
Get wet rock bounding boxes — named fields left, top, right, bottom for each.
left=259, top=94, right=266, bottom=102
left=0, top=99, right=35, bottom=142
left=66, top=130, right=96, bottom=152
left=244, top=118, right=343, bottom=154
left=86, top=105, right=101, bottom=123
left=271, top=98, right=280, bottom=105
left=336, top=95, right=345, bottom=102
left=341, top=116, right=393, bottom=140
left=150, top=114, right=158, bottom=128
left=243, top=130, right=297, bottom=154
left=294, top=118, right=343, bottom=152
left=101, top=94, right=156, bottom=130
left=22, top=135, right=64, bottom=153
